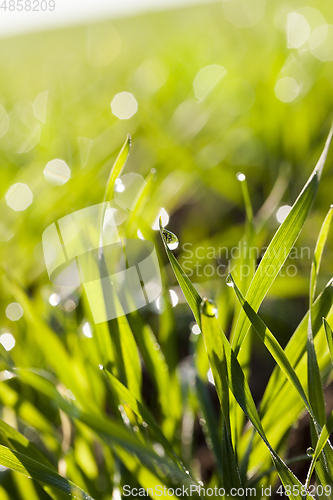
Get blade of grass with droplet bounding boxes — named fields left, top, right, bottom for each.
left=160, top=221, right=243, bottom=492
left=159, top=225, right=315, bottom=498
left=200, top=311, right=315, bottom=500
left=232, top=126, right=333, bottom=357
left=0, top=444, right=94, bottom=500
left=230, top=174, right=256, bottom=451
left=103, top=368, right=183, bottom=468
left=159, top=218, right=201, bottom=325
left=306, top=410, right=333, bottom=491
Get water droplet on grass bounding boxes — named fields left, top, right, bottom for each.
left=236, top=172, right=246, bottom=181
left=162, top=228, right=179, bottom=250
left=226, top=274, right=234, bottom=287
left=49, top=293, right=60, bottom=306
left=306, top=447, right=314, bottom=457
left=200, top=298, right=217, bottom=317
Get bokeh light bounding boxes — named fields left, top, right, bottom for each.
left=111, top=92, right=138, bottom=119
left=286, top=12, right=311, bottom=48
left=44, top=159, right=71, bottom=185
left=193, top=65, right=227, bottom=101
left=5, top=303, right=23, bottom=321
left=6, top=183, right=33, bottom=211
left=221, top=0, right=265, bottom=28
left=274, top=77, right=299, bottom=102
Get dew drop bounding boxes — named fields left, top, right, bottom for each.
left=200, top=297, right=217, bottom=317
left=98, top=364, right=104, bottom=370
left=236, top=172, right=246, bottom=182
left=162, top=228, right=179, bottom=250
left=306, top=447, right=314, bottom=457
left=226, top=274, right=235, bottom=288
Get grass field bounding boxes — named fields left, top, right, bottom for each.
left=0, top=1, right=333, bottom=498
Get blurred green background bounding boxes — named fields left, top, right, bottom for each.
left=0, top=0, right=333, bottom=497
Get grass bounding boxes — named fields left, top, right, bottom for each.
left=0, top=1, right=333, bottom=499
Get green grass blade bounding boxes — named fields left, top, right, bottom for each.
left=306, top=411, right=333, bottom=490
left=227, top=273, right=318, bottom=428
left=99, top=134, right=131, bottom=242
left=200, top=311, right=315, bottom=500
left=103, top=368, right=183, bottom=468
left=159, top=218, right=202, bottom=325
left=309, top=206, right=333, bottom=304
left=261, top=278, right=333, bottom=413
left=103, top=134, right=131, bottom=205
left=15, top=369, right=201, bottom=493
left=0, top=419, right=56, bottom=470
left=200, top=307, right=244, bottom=494
left=127, top=311, right=182, bottom=430
left=115, top=313, right=142, bottom=401
left=159, top=225, right=314, bottom=498
left=0, top=444, right=94, bottom=500
left=324, top=319, right=333, bottom=365
left=307, top=207, right=333, bottom=428
left=195, top=376, right=224, bottom=480
left=232, top=126, right=333, bottom=356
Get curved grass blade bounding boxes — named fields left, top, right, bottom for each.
left=195, top=376, right=224, bottom=480
left=261, top=278, right=333, bottom=413
left=127, top=311, right=182, bottom=429
left=0, top=419, right=56, bottom=470
left=232, top=126, right=333, bottom=357
left=307, top=207, right=333, bottom=429
left=324, top=319, right=333, bottom=365
left=226, top=273, right=319, bottom=429
left=200, top=306, right=244, bottom=495
left=15, top=369, right=202, bottom=493
left=99, top=134, right=131, bottom=258
left=200, top=311, right=315, bottom=500
left=0, top=419, right=69, bottom=500
left=310, top=206, right=333, bottom=305
left=305, top=411, right=333, bottom=493
left=159, top=223, right=315, bottom=498
left=101, top=135, right=131, bottom=206
left=0, top=444, right=94, bottom=500
left=103, top=368, right=183, bottom=468
left=159, top=218, right=201, bottom=325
